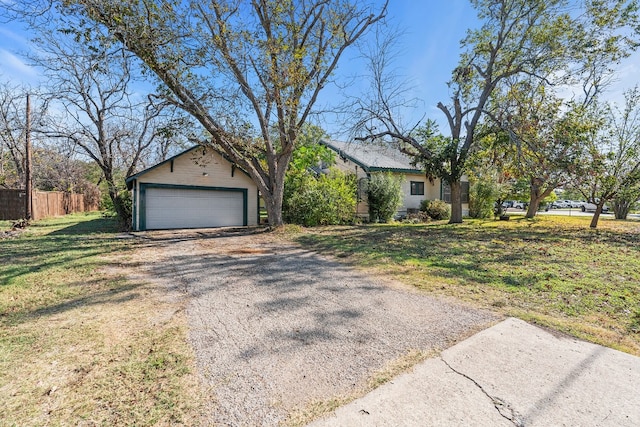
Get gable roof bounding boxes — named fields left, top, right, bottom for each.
left=320, top=139, right=422, bottom=174
left=125, top=145, right=249, bottom=190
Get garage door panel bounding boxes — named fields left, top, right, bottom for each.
left=145, top=187, right=244, bottom=230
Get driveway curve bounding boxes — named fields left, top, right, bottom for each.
left=134, top=229, right=498, bottom=426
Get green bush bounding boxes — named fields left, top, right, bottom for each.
left=469, top=178, right=499, bottom=219
left=101, top=190, right=132, bottom=229
left=366, top=173, right=403, bottom=223
left=420, top=199, right=451, bottom=220
left=283, top=169, right=356, bottom=226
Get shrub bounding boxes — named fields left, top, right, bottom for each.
left=405, top=211, right=430, bottom=223
left=366, top=172, right=403, bottom=223
left=283, top=169, right=356, bottom=226
left=420, top=199, right=450, bottom=220
left=469, top=178, right=499, bottom=219
left=101, top=190, right=132, bottom=230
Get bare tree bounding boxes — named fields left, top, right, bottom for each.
left=0, top=83, right=48, bottom=189
left=30, top=21, right=182, bottom=225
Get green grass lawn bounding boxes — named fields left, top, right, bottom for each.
left=295, top=215, right=640, bottom=355
left=0, top=212, right=203, bottom=425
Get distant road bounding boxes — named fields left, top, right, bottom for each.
left=505, top=208, right=640, bottom=220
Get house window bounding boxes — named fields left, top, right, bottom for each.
left=410, top=181, right=425, bottom=196
left=442, top=181, right=470, bottom=203
left=462, top=181, right=470, bottom=203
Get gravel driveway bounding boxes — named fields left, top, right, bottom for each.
left=136, top=229, right=497, bottom=426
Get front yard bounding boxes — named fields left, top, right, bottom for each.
left=2, top=212, right=639, bottom=425
left=0, top=213, right=204, bottom=425
left=295, top=216, right=640, bottom=356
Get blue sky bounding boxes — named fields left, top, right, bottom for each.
left=1, top=1, right=638, bottom=137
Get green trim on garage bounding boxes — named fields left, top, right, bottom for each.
left=138, top=183, right=248, bottom=231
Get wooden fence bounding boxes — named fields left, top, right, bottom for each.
left=0, top=189, right=99, bottom=221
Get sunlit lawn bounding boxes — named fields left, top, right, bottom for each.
left=0, top=212, right=203, bottom=425
left=295, top=215, right=640, bottom=355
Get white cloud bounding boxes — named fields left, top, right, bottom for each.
left=0, top=48, right=38, bottom=82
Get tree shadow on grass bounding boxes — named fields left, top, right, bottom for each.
left=295, top=223, right=640, bottom=296
left=47, top=217, right=121, bottom=236
left=1, top=218, right=130, bottom=286
left=2, top=279, right=144, bottom=327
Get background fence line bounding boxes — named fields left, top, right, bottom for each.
left=0, top=189, right=99, bottom=220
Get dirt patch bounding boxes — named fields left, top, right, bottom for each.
left=132, top=229, right=498, bottom=426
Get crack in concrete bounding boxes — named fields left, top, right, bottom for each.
left=441, top=357, right=525, bottom=427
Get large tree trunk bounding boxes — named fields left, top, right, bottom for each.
left=260, top=157, right=290, bottom=228
left=525, top=197, right=541, bottom=218
left=526, top=178, right=553, bottom=219
left=590, top=201, right=606, bottom=228
left=449, top=180, right=463, bottom=224
left=263, top=188, right=284, bottom=228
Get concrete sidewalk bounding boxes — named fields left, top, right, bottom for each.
left=310, top=318, right=640, bottom=426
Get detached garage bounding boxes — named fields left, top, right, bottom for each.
left=126, top=146, right=259, bottom=231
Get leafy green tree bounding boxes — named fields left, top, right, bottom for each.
left=284, top=125, right=334, bottom=190
left=55, top=0, right=386, bottom=227
left=612, top=186, right=640, bottom=219
left=573, top=87, right=640, bottom=227
left=465, top=130, right=517, bottom=218
left=357, top=0, right=639, bottom=224
left=468, top=174, right=502, bottom=219
left=365, top=172, right=402, bottom=223
left=283, top=124, right=350, bottom=225
left=495, top=83, right=600, bottom=218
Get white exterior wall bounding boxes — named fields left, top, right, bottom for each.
left=132, top=148, right=259, bottom=229
left=400, top=173, right=441, bottom=212
left=331, top=156, right=445, bottom=218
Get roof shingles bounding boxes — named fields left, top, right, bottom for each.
left=321, top=140, right=421, bottom=173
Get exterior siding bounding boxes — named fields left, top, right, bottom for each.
left=131, top=148, right=258, bottom=229
left=400, top=173, right=440, bottom=212
left=332, top=156, right=442, bottom=218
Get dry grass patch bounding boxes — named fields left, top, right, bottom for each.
left=0, top=213, right=205, bottom=426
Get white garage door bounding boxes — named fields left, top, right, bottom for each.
left=145, top=187, right=244, bottom=230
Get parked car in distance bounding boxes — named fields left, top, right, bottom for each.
left=513, top=201, right=527, bottom=209
left=550, top=200, right=568, bottom=209
left=580, top=201, right=610, bottom=212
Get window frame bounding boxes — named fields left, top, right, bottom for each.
left=442, top=181, right=470, bottom=203
left=410, top=180, right=425, bottom=196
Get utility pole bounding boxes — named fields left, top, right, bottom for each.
left=25, top=94, right=32, bottom=220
